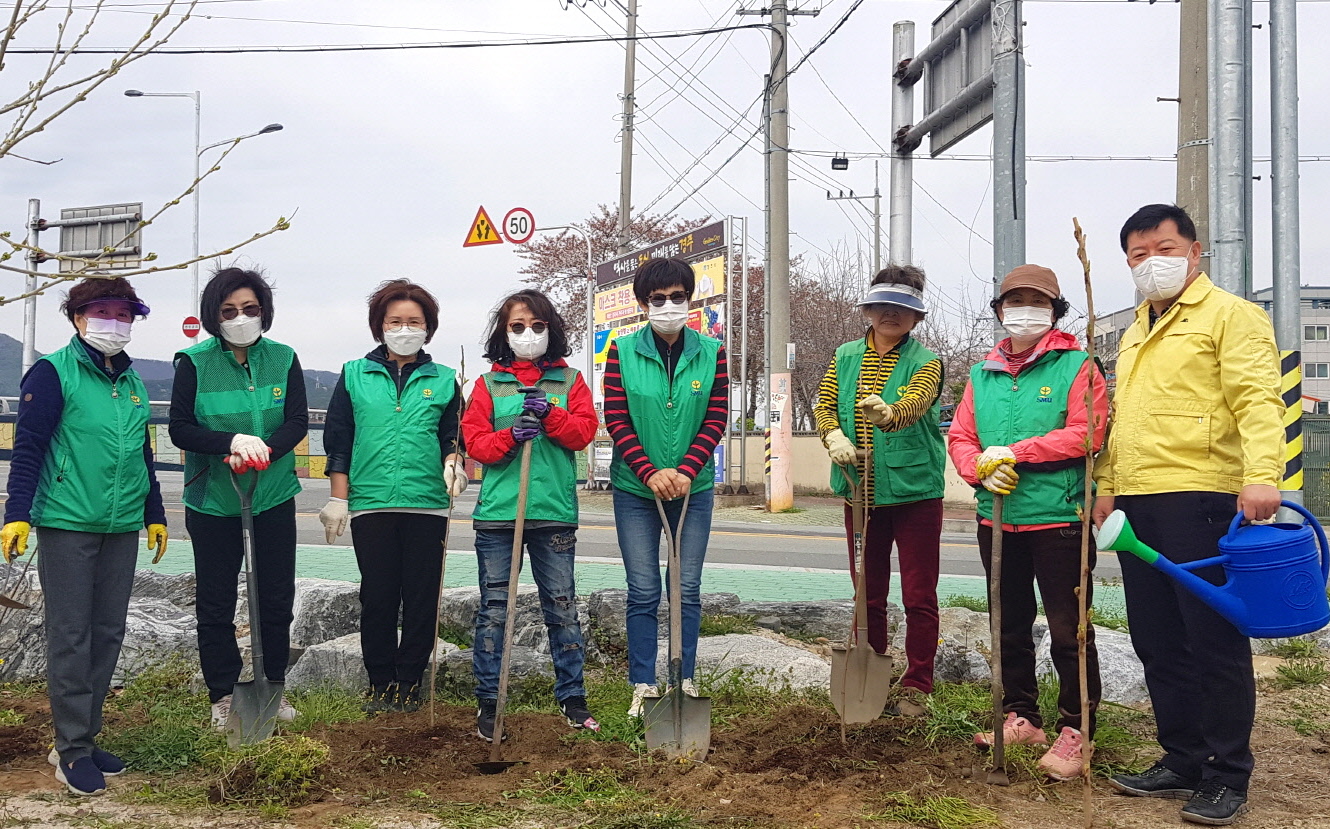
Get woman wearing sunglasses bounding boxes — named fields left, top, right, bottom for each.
left=460, top=289, right=600, bottom=740
left=169, top=267, right=308, bottom=732
left=1, top=278, right=165, bottom=796
left=604, top=257, right=729, bottom=718
left=320, top=280, right=465, bottom=714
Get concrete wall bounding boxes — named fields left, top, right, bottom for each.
left=724, top=432, right=979, bottom=507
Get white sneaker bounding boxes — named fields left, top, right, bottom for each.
left=627, top=683, right=659, bottom=718
left=210, top=695, right=233, bottom=730
left=680, top=679, right=699, bottom=697
left=277, top=696, right=299, bottom=722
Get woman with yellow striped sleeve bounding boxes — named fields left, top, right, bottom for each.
left=813, top=265, right=945, bottom=717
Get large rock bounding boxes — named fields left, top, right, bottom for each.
left=512, top=601, right=604, bottom=666
left=436, top=645, right=555, bottom=706
left=655, top=633, right=831, bottom=691
left=289, top=579, right=361, bottom=649
left=893, top=604, right=1045, bottom=661
left=1252, top=627, right=1330, bottom=655
left=437, top=585, right=545, bottom=640
left=0, top=565, right=46, bottom=681
left=113, top=598, right=198, bottom=683
left=586, top=589, right=741, bottom=653
left=130, top=571, right=197, bottom=611
left=286, top=632, right=457, bottom=692
left=1036, top=627, right=1148, bottom=704
left=735, top=600, right=854, bottom=640
left=933, top=639, right=991, bottom=684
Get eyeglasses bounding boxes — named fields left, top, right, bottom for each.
left=648, top=291, right=689, bottom=307
left=508, top=321, right=547, bottom=335
left=220, top=304, right=262, bottom=321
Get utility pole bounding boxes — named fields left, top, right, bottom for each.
left=825, top=187, right=880, bottom=272
left=21, top=199, right=44, bottom=378
left=739, top=0, right=816, bottom=512
left=1176, top=0, right=1210, bottom=256
left=889, top=21, right=915, bottom=266
left=1209, top=0, right=1251, bottom=297
left=992, top=0, right=1025, bottom=334
left=616, top=0, right=639, bottom=255
left=1270, top=0, right=1303, bottom=507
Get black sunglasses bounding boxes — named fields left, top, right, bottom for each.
left=508, top=321, right=548, bottom=335
left=220, top=304, right=262, bottom=320
left=648, top=291, right=689, bottom=307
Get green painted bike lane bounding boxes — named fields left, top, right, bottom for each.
left=142, top=537, right=1127, bottom=618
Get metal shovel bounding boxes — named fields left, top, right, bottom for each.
left=830, top=458, right=893, bottom=731
left=0, top=551, right=35, bottom=610
left=225, top=468, right=284, bottom=749
left=983, top=493, right=1011, bottom=786
left=643, top=490, right=711, bottom=761
left=475, top=385, right=541, bottom=775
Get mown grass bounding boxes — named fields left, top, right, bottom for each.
left=698, top=613, right=757, bottom=636
left=865, top=792, right=999, bottom=829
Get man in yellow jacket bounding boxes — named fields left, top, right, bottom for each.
left=1092, top=204, right=1282, bottom=826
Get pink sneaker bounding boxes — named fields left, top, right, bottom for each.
left=1038, top=727, right=1091, bottom=781
left=973, top=711, right=1049, bottom=747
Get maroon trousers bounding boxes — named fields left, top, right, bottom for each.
left=843, top=497, right=942, bottom=693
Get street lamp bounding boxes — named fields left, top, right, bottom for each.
left=124, top=89, right=283, bottom=340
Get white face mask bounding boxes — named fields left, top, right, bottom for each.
left=507, top=328, right=549, bottom=362
left=1130, top=255, right=1191, bottom=302
left=383, top=325, right=427, bottom=357
left=83, top=317, right=132, bottom=356
left=220, top=314, right=263, bottom=347
left=648, top=302, right=689, bottom=336
left=1000, top=306, right=1054, bottom=339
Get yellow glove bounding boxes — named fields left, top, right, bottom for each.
left=974, top=446, right=1017, bottom=480
left=856, top=394, right=896, bottom=427
left=981, top=464, right=1020, bottom=495
left=1, top=522, right=30, bottom=563
left=147, top=524, right=169, bottom=564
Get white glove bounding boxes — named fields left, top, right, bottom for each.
left=444, top=456, right=469, bottom=498
left=319, top=497, right=348, bottom=543
left=856, top=394, right=896, bottom=427
left=823, top=429, right=858, bottom=466
left=975, top=446, right=1017, bottom=480
left=230, top=433, right=271, bottom=470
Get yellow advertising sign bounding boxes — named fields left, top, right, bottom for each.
left=593, top=253, right=727, bottom=325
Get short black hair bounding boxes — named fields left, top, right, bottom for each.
left=200, top=267, right=275, bottom=338
left=482, top=289, right=571, bottom=364
left=989, top=294, right=1072, bottom=323
left=1119, top=204, right=1197, bottom=252
left=871, top=264, right=926, bottom=291
left=367, top=279, right=439, bottom=343
left=632, top=257, right=695, bottom=305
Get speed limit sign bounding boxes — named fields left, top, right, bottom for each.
left=502, top=207, right=535, bottom=244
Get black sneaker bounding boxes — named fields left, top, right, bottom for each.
left=54, top=757, right=106, bottom=796
left=362, top=682, right=397, bottom=715
left=394, top=683, right=422, bottom=713
left=1181, top=782, right=1248, bottom=826
left=1110, top=762, right=1199, bottom=799
left=559, top=695, right=601, bottom=731
left=476, top=698, right=505, bottom=743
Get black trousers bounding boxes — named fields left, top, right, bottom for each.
left=350, top=512, right=448, bottom=687
left=1117, top=491, right=1255, bottom=790
left=187, top=498, right=297, bottom=704
left=977, top=523, right=1101, bottom=736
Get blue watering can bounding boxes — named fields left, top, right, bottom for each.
left=1095, top=501, right=1330, bottom=638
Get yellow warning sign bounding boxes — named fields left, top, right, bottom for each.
left=463, top=206, right=503, bottom=248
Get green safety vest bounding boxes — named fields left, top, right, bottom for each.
left=970, top=348, right=1091, bottom=525
left=342, top=357, right=457, bottom=511
left=177, top=337, right=302, bottom=517
left=29, top=337, right=152, bottom=534
left=472, top=367, right=581, bottom=524
left=830, top=336, right=946, bottom=506
left=610, top=327, right=721, bottom=499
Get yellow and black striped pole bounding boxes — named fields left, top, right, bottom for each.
left=1281, top=350, right=1304, bottom=494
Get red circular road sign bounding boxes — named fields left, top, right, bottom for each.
left=502, top=207, right=536, bottom=244
left=182, top=315, right=202, bottom=338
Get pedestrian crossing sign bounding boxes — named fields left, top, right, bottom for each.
left=463, top=206, right=503, bottom=248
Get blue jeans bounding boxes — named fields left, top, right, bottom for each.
left=472, top=526, right=587, bottom=701
left=613, top=487, right=715, bottom=685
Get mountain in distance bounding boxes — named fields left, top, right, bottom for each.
left=0, top=332, right=339, bottom=409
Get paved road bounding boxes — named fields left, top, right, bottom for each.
left=0, top=464, right=1122, bottom=582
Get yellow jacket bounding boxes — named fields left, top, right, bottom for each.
left=1094, top=273, right=1283, bottom=496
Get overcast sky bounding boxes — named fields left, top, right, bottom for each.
left=4, top=0, right=1328, bottom=378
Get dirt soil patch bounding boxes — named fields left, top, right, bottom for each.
left=0, top=686, right=1327, bottom=827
